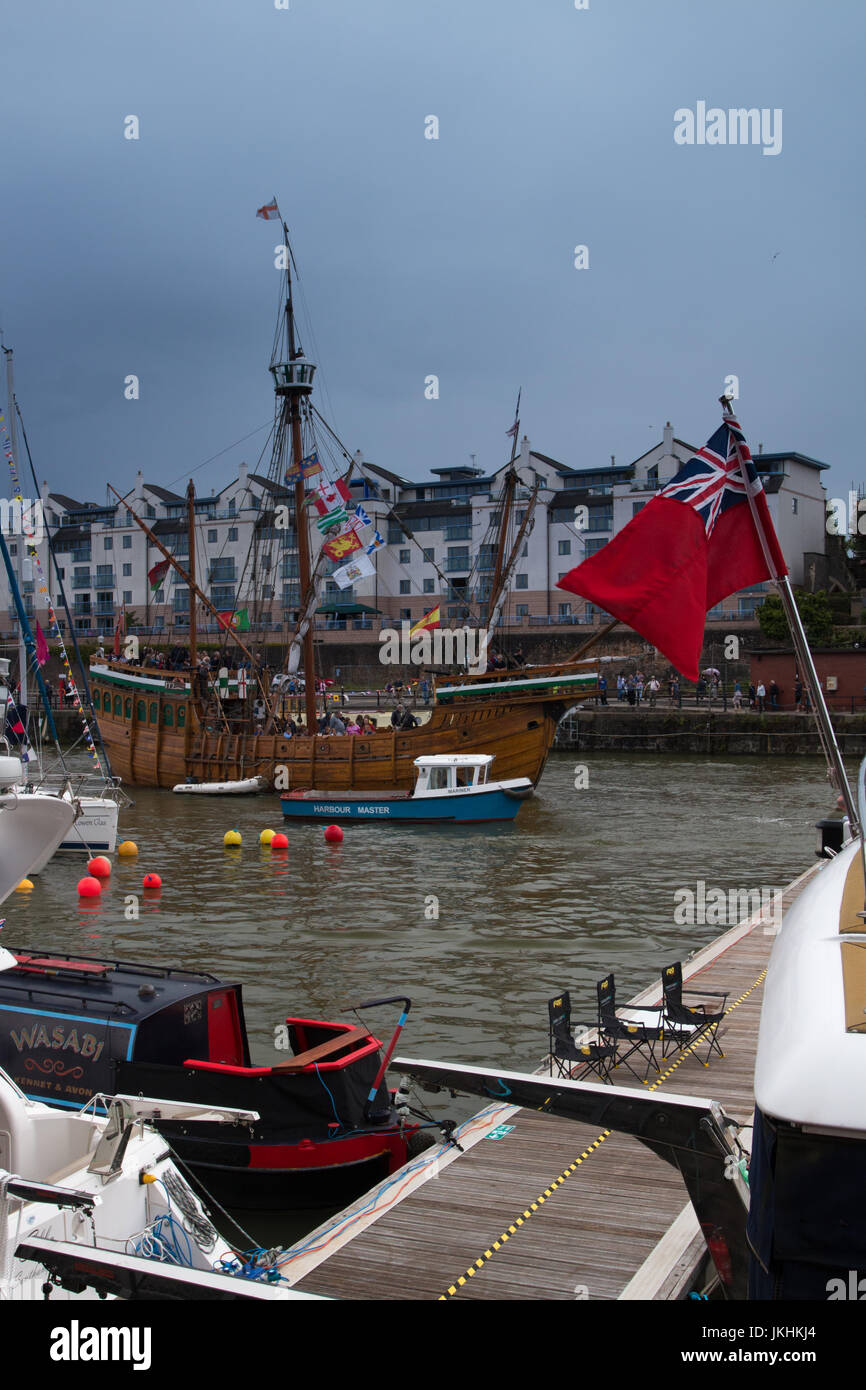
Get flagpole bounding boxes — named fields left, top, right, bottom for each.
left=720, top=396, right=858, bottom=828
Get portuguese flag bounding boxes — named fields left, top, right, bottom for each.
left=218, top=608, right=250, bottom=632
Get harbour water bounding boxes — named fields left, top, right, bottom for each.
left=4, top=751, right=839, bottom=1077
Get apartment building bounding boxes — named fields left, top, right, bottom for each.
left=1, top=427, right=829, bottom=644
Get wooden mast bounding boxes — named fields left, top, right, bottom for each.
left=285, top=239, right=318, bottom=733
left=187, top=479, right=197, bottom=670
left=106, top=484, right=269, bottom=697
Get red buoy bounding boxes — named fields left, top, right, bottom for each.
left=143, top=873, right=162, bottom=890
left=87, top=856, right=111, bottom=878
left=324, top=824, right=344, bottom=844
left=271, top=832, right=289, bottom=850
left=77, top=876, right=102, bottom=898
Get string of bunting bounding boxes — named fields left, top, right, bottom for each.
left=0, top=409, right=104, bottom=773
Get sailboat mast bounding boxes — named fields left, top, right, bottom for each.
left=187, top=480, right=197, bottom=669
left=3, top=349, right=28, bottom=718
left=278, top=223, right=317, bottom=731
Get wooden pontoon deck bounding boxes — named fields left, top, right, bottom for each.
left=276, top=860, right=821, bottom=1300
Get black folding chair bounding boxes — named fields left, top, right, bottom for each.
left=661, top=961, right=728, bottom=1066
left=596, top=972, right=677, bottom=1083
left=548, top=992, right=616, bottom=1082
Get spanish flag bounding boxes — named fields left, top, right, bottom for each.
left=409, top=606, right=440, bottom=638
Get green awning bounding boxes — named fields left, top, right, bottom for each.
left=317, top=602, right=380, bottom=615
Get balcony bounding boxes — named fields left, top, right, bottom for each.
left=72, top=573, right=92, bottom=590
left=208, top=564, right=237, bottom=584
left=95, top=602, right=115, bottom=617
left=444, top=557, right=470, bottom=574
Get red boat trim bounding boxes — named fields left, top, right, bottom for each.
left=247, top=1133, right=405, bottom=1171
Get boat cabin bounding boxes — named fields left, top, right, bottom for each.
left=413, top=754, right=494, bottom=795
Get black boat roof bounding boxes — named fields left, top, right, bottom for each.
left=0, top=950, right=238, bottom=1023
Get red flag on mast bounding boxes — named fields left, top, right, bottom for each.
left=556, top=411, right=787, bottom=680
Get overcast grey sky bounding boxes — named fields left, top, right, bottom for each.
left=1, top=0, right=864, bottom=503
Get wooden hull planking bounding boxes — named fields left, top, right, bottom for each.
left=92, top=687, right=567, bottom=791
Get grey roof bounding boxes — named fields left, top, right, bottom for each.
left=359, top=461, right=409, bottom=489
left=48, top=492, right=87, bottom=511
left=529, top=450, right=573, bottom=474
left=248, top=472, right=291, bottom=498
left=143, top=483, right=185, bottom=504
left=756, top=451, right=829, bottom=472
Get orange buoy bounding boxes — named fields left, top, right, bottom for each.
left=324, top=824, right=344, bottom=843
left=117, top=840, right=138, bottom=856
left=271, top=832, right=289, bottom=850
left=15, top=878, right=34, bottom=893
left=143, top=873, right=162, bottom=890
left=77, top=876, right=102, bottom=898
left=88, top=856, right=112, bottom=878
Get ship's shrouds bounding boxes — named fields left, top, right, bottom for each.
left=556, top=413, right=788, bottom=679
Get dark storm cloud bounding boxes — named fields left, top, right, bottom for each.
left=1, top=0, right=863, bottom=501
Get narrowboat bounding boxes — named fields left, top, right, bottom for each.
left=0, top=949, right=421, bottom=1211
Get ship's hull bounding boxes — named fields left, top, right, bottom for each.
left=92, top=684, right=569, bottom=791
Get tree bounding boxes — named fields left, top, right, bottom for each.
left=757, top=590, right=834, bottom=646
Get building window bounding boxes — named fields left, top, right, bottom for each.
left=423, top=578, right=435, bottom=593
left=123, top=534, right=132, bottom=549
left=558, top=539, right=571, bottom=555
left=423, top=548, right=434, bottom=563
left=123, top=590, right=132, bottom=603
left=8, top=543, right=16, bottom=556
left=399, top=549, right=411, bottom=564
left=585, top=538, right=608, bottom=557
left=399, top=580, right=411, bottom=594
left=228, top=527, right=238, bottom=541
left=123, top=564, right=132, bottom=577
left=633, top=501, right=646, bottom=516
left=558, top=602, right=572, bottom=617
left=208, top=529, right=217, bottom=543
left=400, top=607, right=411, bottom=620
left=521, top=542, right=528, bottom=557
left=792, top=497, right=798, bottom=515
left=515, top=603, right=529, bottom=617
left=515, top=574, right=528, bottom=589
left=104, top=536, right=113, bottom=550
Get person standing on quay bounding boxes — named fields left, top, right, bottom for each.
left=598, top=675, right=608, bottom=705
left=756, top=681, right=766, bottom=713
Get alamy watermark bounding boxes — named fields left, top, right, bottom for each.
left=674, top=880, right=783, bottom=932
left=674, top=103, right=782, bottom=157
left=0, top=498, right=44, bottom=544
left=827, top=493, right=866, bottom=537
left=379, top=623, right=490, bottom=672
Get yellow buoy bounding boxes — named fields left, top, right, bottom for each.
left=117, top=841, right=138, bottom=857
left=15, top=878, right=34, bottom=893
left=259, top=828, right=275, bottom=846
left=224, top=829, right=242, bottom=847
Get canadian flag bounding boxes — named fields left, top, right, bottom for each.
left=311, top=478, right=351, bottom=517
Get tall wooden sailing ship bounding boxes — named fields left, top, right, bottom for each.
left=90, top=220, right=601, bottom=791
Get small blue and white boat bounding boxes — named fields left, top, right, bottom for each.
left=280, top=754, right=533, bottom=824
